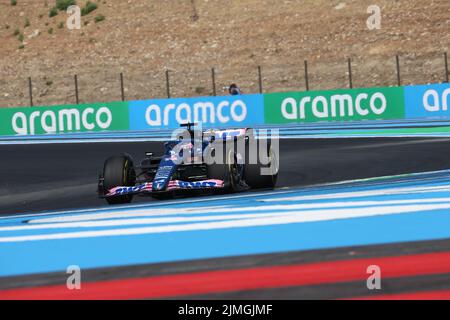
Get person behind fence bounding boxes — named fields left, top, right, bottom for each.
left=228, top=83, right=242, bottom=95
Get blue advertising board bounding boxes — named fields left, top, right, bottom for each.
left=128, top=94, right=265, bottom=130
left=404, top=83, right=450, bottom=119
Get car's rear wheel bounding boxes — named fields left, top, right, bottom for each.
left=207, top=146, right=243, bottom=193
left=244, top=138, right=278, bottom=189
left=103, top=154, right=136, bottom=204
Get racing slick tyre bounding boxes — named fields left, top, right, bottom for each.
left=207, top=145, right=243, bottom=193
left=103, top=154, right=136, bottom=204
left=244, top=138, right=278, bottom=189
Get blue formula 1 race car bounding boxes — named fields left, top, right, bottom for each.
left=98, top=123, right=279, bottom=204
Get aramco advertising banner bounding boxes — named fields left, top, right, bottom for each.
left=0, top=102, right=129, bottom=136
left=263, top=87, right=405, bottom=124
left=1, top=83, right=449, bottom=136
left=127, top=94, right=265, bottom=129
left=403, top=83, right=450, bottom=119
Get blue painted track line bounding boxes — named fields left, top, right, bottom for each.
left=1, top=169, right=450, bottom=277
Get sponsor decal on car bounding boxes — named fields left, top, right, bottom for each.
left=107, top=183, right=152, bottom=196
left=176, top=180, right=223, bottom=189
left=154, top=165, right=173, bottom=180
left=214, top=129, right=247, bottom=140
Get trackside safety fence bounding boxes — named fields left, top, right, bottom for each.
left=0, top=53, right=449, bottom=109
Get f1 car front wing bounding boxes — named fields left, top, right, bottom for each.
left=105, top=179, right=224, bottom=197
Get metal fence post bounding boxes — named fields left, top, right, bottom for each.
left=211, top=68, right=216, bottom=96
left=304, top=60, right=309, bottom=91
left=348, top=58, right=353, bottom=89
left=445, top=52, right=449, bottom=83
left=190, top=0, right=199, bottom=21
left=165, top=70, right=171, bottom=98
left=74, top=75, right=79, bottom=104
left=120, top=72, right=125, bottom=101
left=258, top=66, right=263, bottom=93
left=396, top=55, right=401, bottom=86
left=28, top=77, right=33, bottom=107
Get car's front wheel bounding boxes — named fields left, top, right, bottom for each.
left=103, top=154, right=136, bottom=204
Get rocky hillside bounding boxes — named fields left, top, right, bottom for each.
left=0, top=0, right=449, bottom=107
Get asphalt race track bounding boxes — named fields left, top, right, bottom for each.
left=2, top=137, right=450, bottom=215
left=1, top=137, right=450, bottom=299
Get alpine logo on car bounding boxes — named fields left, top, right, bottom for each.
left=153, top=178, right=166, bottom=191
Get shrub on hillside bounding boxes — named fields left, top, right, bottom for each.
left=56, top=0, right=76, bottom=11
left=81, top=1, right=97, bottom=16
left=49, top=6, right=58, bottom=17
left=94, top=14, right=105, bottom=23
left=11, top=0, right=17, bottom=6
